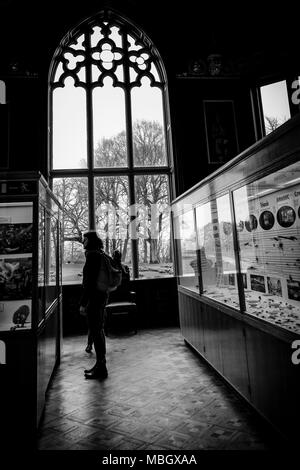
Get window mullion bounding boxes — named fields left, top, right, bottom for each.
left=48, top=87, right=53, bottom=181
left=85, top=30, right=95, bottom=230
left=122, top=31, right=138, bottom=278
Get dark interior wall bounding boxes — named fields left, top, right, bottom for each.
left=170, top=78, right=255, bottom=192
left=3, top=76, right=48, bottom=175
left=62, top=277, right=179, bottom=336
left=1, top=1, right=299, bottom=193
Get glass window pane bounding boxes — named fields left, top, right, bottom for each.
left=135, top=174, right=173, bottom=278
left=52, top=178, right=89, bottom=284
left=127, top=34, right=142, bottom=52
left=174, top=208, right=198, bottom=291
left=52, top=77, right=87, bottom=169
left=94, top=176, right=131, bottom=268
left=131, top=78, right=167, bottom=166
left=38, top=204, right=45, bottom=323
left=93, top=79, right=127, bottom=168
left=69, top=34, right=85, bottom=51
left=260, top=80, right=291, bottom=135
left=109, top=26, right=122, bottom=48
left=233, top=161, right=300, bottom=333
left=91, top=26, right=104, bottom=48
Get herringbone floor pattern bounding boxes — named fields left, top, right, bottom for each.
left=37, top=328, right=284, bottom=450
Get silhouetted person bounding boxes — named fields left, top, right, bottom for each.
left=110, top=249, right=130, bottom=299
left=79, top=231, right=111, bottom=379
left=81, top=240, right=94, bottom=353
left=85, top=329, right=93, bottom=353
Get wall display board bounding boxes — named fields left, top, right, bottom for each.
left=0, top=172, right=62, bottom=448
left=0, top=202, right=33, bottom=331
left=233, top=160, right=300, bottom=334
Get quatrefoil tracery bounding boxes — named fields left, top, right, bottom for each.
left=52, top=21, right=162, bottom=90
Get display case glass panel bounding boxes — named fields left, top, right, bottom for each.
left=174, top=209, right=199, bottom=292
left=39, top=181, right=47, bottom=206
left=233, top=161, right=300, bottom=333
left=0, top=202, right=33, bottom=331
left=38, top=204, right=45, bottom=323
left=45, top=210, right=58, bottom=310
left=196, top=194, right=239, bottom=309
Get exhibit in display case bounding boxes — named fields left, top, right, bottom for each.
left=233, top=162, right=300, bottom=333
left=0, top=171, right=62, bottom=447
left=173, top=133, right=300, bottom=335
left=172, top=114, right=300, bottom=442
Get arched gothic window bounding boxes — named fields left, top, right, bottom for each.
left=49, top=10, right=174, bottom=282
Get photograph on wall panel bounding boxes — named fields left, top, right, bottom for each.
left=0, top=202, right=33, bottom=331
left=0, top=223, right=33, bottom=254
left=0, top=256, right=32, bottom=300
left=203, top=100, right=239, bottom=164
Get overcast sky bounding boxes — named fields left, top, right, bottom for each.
left=260, top=80, right=291, bottom=130
left=53, top=76, right=164, bottom=169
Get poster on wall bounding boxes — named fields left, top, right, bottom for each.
left=0, top=257, right=32, bottom=300
left=0, top=300, right=31, bottom=331
left=203, top=100, right=239, bottom=164
left=0, top=223, right=33, bottom=254
left=0, top=202, right=33, bottom=331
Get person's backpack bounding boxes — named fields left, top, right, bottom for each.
left=96, top=253, right=122, bottom=292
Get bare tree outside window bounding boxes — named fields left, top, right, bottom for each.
left=260, top=80, right=291, bottom=135
left=264, top=115, right=288, bottom=134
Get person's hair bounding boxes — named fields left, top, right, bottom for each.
left=112, top=249, right=122, bottom=263
left=83, top=231, right=103, bottom=251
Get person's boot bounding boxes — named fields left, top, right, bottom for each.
left=84, top=362, right=108, bottom=379
left=84, top=363, right=97, bottom=374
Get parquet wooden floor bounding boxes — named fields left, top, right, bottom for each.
left=37, top=327, right=285, bottom=451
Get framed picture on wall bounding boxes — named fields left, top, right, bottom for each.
left=203, top=100, right=239, bottom=164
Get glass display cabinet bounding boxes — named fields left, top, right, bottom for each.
left=172, top=114, right=300, bottom=442
left=0, top=171, right=62, bottom=448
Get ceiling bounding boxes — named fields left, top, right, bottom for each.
left=0, top=0, right=299, bottom=79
